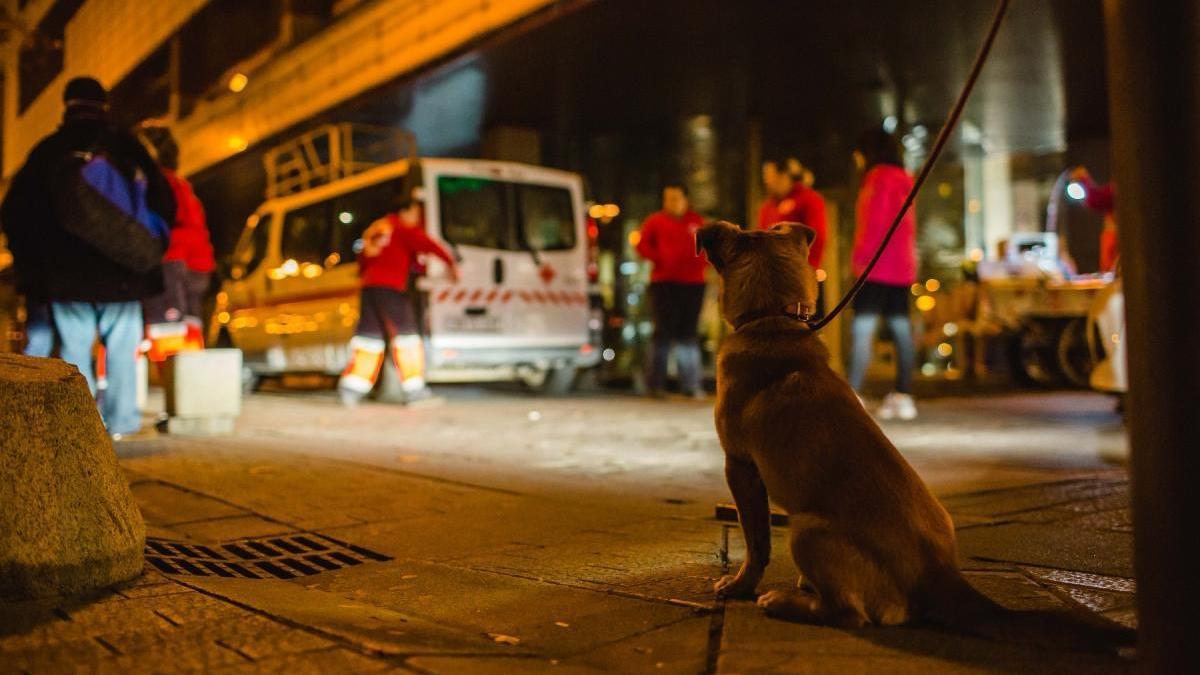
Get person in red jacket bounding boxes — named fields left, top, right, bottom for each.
left=635, top=182, right=708, bottom=398
left=847, top=128, right=919, bottom=420
left=137, top=125, right=215, bottom=360
left=339, top=191, right=458, bottom=407
left=1070, top=166, right=1120, bottom=272
left=758, top=156, right=829, bottom=317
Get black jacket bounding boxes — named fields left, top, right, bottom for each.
left=0, top=112, right=174, bottom=303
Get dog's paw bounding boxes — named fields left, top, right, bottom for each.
left=756, top=589, right=816, bottom=619
left=755, top=590, right=787, bottom=612
left=714, top=574, right=758, bottom=598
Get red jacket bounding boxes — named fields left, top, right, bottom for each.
left=636, top=210, right=707, bottom=284
left=853, top=165, right=917, bottom=286
left=162, top=169, right=215, bottom=273
left=1081, top=177, right=1120, bottom=272
left=757, top=183, right=828, bottom=268
left=359, top=213, right=455, bottom=292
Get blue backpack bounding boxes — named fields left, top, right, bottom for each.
left=58, top=149, right=170, bottom=273
left=80, top=155, right=171, bottom=240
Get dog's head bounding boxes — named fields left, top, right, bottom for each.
left=696, top=221, right=818, bottom=326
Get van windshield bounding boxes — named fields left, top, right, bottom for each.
left=438, top=175, right=576, bottom=252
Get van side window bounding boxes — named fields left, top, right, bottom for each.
left=332, top=181, right=395, bottom=265
left=233, top=214, right=273, bottom=279
left=281, top=201, right=331, bottom=264
left=518, top=184, right=576, bottom=251
left=438, top=176, right=509, bottom=249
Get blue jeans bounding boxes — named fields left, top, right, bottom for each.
left=650, top=338, right=702, bottom=394
left=848, top=312, right=915, bottom=395
left=52, top=301, right=144, bottom=435
left=23, top=302, right=56, bottom=357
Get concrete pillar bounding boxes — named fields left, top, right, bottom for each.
left=1102, top=1, right=1200, bottom=672
left=981, top=151, right=1013, bottom=258
left=961, top=143, right=985, bottom=256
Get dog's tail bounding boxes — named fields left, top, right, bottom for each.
left=924, top=571, right=1136, bottom=653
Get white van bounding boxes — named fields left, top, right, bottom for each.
left=212, top=125, right=600, bottom=394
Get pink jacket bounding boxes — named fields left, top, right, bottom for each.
left=853, top=165, right=917, bottom=286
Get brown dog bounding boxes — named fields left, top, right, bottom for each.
left=698, top=220, right=981, bottom=627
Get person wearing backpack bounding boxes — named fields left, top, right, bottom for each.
left=0, top=77, right=174, bottom=437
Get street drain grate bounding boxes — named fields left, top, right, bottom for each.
left=144, top=534, right=391, bottom=580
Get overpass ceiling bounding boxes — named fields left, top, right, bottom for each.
left=479, top=0, right=1106, bottom=156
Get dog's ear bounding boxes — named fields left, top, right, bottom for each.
left=777, top=221, right=816, bottom=246
left=695, top=221, right=740, bottom=269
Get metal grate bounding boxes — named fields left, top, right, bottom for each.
left=144, top=534, right=391, bottom=580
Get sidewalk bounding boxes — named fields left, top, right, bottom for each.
left=2, top=433, right=1134, bottom=674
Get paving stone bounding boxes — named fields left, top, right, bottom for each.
left=130, top=481, right=248, bottom=526
left=169, top=515, right=297, bottom=543
left=407, top=655, right=603, bottom=674
left=1021, top=568, right=1135, bottom=594
left=2, top=634, right=119, bottom=673
left=941, top=480, right=1127, bottom=519
left=181, top=576, right=512, bottom=657
left=213, top=616, right=336, bottom=660
left=115, top=580, right=193, bottom=599
left=1101, top=608, right=1138, bottom=629
left=716, top=651, right=1132, bottom=674
left=574, top=614, right=710, bottom=674
left=212, top=647, right=394, bottom=673
left=136, top=589, right=249, bottom=627
left=960, top=571, right=1068, bottom=612
left=1050, top=585, right=1135, bottom=614
left=956, top=523, right=1134, bottom=578
left=1061, top=508, right=1134, bottom=532
left=125, top=448, right=524, bottom=530
left=292, top=559, right=702, bottom=659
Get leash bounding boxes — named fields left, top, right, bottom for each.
left=806, top=0, right=1011, bottom=333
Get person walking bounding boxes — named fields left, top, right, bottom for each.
left=137, top=124, right=215, bottom=359
left=339, top=190, right=458, bottom=407
left=636, top=182, right=708, bottom=398
left=758, top=156, right=829, bottom=317
left=0, top=77, right=173, bottom=436
left=847, top=129, right=919, bottom=420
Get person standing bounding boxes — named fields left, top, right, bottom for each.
left=339, top=191, right=458, bottom=407
left=137, top=124, right=215, bottom=358
left=636, top=183, right=708, bottom=398
left=758, top=157, right=828, bottom=317
left=847, top=129, right=919, bottom=420
left=1070, top=166, right=1120, bottom=272
left=2, top=169, right=55, bottom=358
left=0, top=77, right=173, bottom=436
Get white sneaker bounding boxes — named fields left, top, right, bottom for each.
left=877, top=392, right=917, bottom=421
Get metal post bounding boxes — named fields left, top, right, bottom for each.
left=1102, top=2, right=1199, bottom=672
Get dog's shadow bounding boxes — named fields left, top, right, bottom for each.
left=740, top=561, right=1133, bottom=672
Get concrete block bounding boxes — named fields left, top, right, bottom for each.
left=166, top=416, right=236, bottom=437
left=0, top=354, right=146, bottom=599
left=165, top=349, right=242, bottom=419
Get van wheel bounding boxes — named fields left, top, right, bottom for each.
left=539, top=366, right=578, bottom=396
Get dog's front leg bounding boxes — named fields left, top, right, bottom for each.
left=715, top=456, right=771, bottom=598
